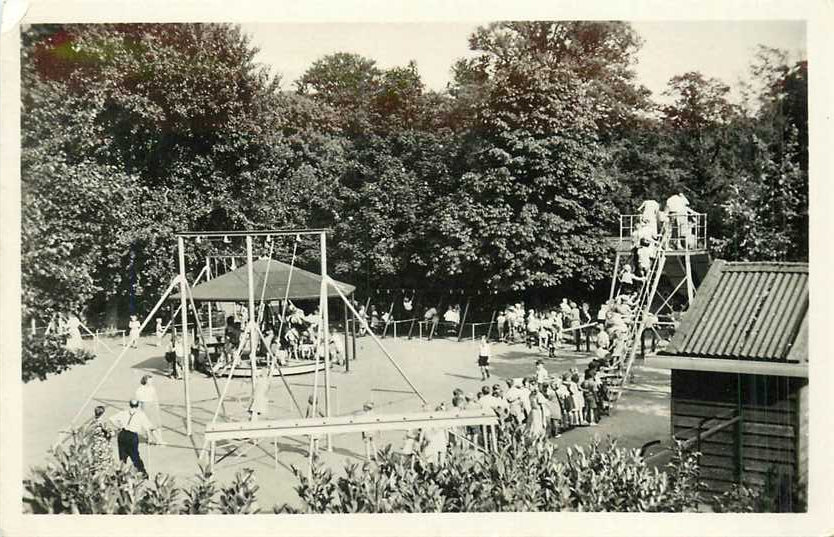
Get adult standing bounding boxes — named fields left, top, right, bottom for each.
left=155, top=318, right=164, bottom=346
left=110, top=399, right=154, bottom=478
left=580, top=302, right=593, bottom=352
left=165, top=331, right=181, bottom=379
left=421, top=407, right=450, bottom=466
left=569, top=302, right=582, bottom=352
left=65, top=314, right=84, bottom=351
left=496, top=310, right=506, bottom=343
left=128, top=315, right=141, bottom=348
left=636, top=199, right=661, bottom=235
left=665, top=192, right=694, bottom=249
left=88, top=405, right=114, bottom=475
left=134, top=375, right=163, bottom=444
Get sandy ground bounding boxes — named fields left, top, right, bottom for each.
left=22, top=331, right=671, bottom=511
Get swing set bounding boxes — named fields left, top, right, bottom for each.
left=61, top=228, right=497, bottom=478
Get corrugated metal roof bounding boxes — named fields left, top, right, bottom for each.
left=664, top=261, right=808, bottom=362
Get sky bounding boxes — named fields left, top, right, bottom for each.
left=239, top=21, right=806, bottom=104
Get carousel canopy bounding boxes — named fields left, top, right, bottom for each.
left=173, top=258, right=355, bottom=302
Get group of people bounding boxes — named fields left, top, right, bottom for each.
left=495, top=299, right=594, bottom=354
left=87, top=375, right=164, bottom=479
left=158, top=301, right=347, bottom=380
left=625, top=193, right=698, bottom=287
left=444, top=358, right=614, bottom=449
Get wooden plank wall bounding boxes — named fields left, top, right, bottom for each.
left=796, top=381, right=808, bottom=490
left=671, top=370, right=803, bottom=493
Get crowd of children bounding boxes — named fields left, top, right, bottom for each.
left=495, top=300, right=595, bottom=355
left=450, top=357, right=613, bottom=443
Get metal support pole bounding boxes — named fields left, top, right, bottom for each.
left=246, top=236, right=258, bottom=395
left=457, top=297, right=471, bottom=341
left=343, top=300, right=350, bottom=372
left=68, top=276, right=180, bottom=428
left=684, top=252, right=695, bottom=305
left=327, top=277, right=428, bottom=405
left=206, top=256, right=213, bottom=340
left=177, top=237, right=193, bottom=435
left=610, top=253, right=621, bottom=300
left=485, top=310, right=497, bottom=341
left=320, top=231, right=333, bottom=451
left=350, top=293, right=357, bottom=363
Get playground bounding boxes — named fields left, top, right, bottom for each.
left=24, top=210, right=703, bottom=511
left=23, top=327, right=672, bottom=510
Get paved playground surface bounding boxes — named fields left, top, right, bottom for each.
left=22, top=332, right=671, bottom=511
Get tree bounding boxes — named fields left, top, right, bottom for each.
left=452, top=22, right=652, bottom=136
left=431, top=24, right=622, bottom=292
left=296, top=52, right=382, bottom=136
left=21, top=23, right=300, bottom=326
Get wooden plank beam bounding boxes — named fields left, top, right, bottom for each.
left=651, top=356, right=808, bottom=378
left=205, top=410, right=498, bottom=442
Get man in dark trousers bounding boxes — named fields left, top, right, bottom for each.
left=110, top=399, right=154, bottom=478
left=580, top=302, right=593, bottom=352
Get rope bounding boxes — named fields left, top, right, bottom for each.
left=264, top=235, right=300, bottom=393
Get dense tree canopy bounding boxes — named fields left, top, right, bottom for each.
left=21, top=22, right=808, bottom=336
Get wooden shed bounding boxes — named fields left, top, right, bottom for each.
left=652, top=260, right=808, bottom=505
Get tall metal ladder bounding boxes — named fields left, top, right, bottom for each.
left=607, top=221, right=671, bottom=404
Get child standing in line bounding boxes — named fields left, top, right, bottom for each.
left=557, top=373, right=573, bottom=431
left=535, top=360, right=549, bottom=385
left=360, top=401, right=378, bottom=461
left=581, top=370, right=598, bottom=426
left=569, top=372, right=585, bottom=426
left=528, top=390, right=546, bottom=439
left=545, top=390, right=562, bottom=438
left=496, top=310, right=506, bottom=342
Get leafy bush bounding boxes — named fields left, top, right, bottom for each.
left=24, top=427, right=260, bottom=514
left=711, top=468, right=806, bottom=513
left=22, top=332, right=95, bottom=382
left=218, top=469, right=260, bottom=514
left=25, top=422, right=709, bottom=514
left=289, top=423, right=704, bottom=513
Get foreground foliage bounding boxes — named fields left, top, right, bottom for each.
left=31, top=422, right=805, bottom=514
left=24, top=428, right=259, bottom=514
left=283, top=425, right=703, bottom=513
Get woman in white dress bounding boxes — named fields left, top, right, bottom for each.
left=135, top=375, right=163, bottom=443
left=65, top=314, right=84, bottom=351
left=128, top=315, right=141, bottom=348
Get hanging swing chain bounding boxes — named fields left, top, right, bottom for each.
left=256, top=237, right=277, bottom=325
left=265, top=236, right=300, bottom=380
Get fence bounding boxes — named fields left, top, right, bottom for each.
left=619, top=212, right=708, bottom=251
